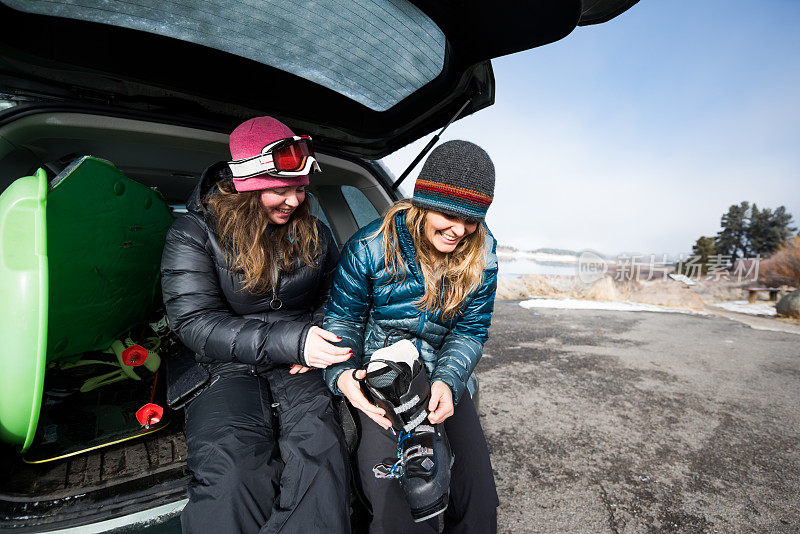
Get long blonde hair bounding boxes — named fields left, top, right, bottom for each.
left=205, top=180, right=320, bottom=293
left=374, top=199, right=486, bottom=319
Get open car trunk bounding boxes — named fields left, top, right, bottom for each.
left=0, top=112, right=220, bottom=531
left=0, top=108, right=396, bottom=531
left=0, top=144, right=186, bottom=530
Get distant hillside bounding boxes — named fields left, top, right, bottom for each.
left=531, top=247, right=582, bottom=256
left=497, top=246, right=612, bottom=260
left=497, top=246, right=582, bottom=256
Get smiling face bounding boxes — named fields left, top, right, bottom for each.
left=259, top=185, right=306, bottom=225
left=423, top=210, right=479, bottom=254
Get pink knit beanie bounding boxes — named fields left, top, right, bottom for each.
left=228, top=116, right=311, bottom=192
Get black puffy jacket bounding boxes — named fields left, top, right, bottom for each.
left=160, top=163, right=339, bottom=370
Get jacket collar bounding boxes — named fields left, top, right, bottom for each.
left=187, top=161, right=231, bottom=214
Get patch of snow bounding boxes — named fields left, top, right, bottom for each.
left=668, top=273, right=696, bottom=286
left=712, top=300, right=777, bottom=317
left=519, top=298, right=708, bottom=315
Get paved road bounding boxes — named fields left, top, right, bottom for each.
left=479, top=302, right=800, bottom=533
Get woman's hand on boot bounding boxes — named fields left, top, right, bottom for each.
left=303, top=326, right=353, bottom=368
left=428, top=381, right=454, bottom=424
left=338, top=369, right=392, bottom=430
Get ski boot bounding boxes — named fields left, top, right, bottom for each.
left=359, top=339, right=453, bottom=522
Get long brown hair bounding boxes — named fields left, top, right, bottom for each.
left=205, top=180, right=320, bottom=293
left=373, top=199, right=486, bottom=319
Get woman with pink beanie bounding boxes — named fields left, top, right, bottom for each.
left=161, top=116, right=350, bottom=533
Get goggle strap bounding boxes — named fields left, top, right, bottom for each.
left=228, top=156, right=273, bottom=179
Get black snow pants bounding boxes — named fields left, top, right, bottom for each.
left=354, top=393, right=498, bottom=534
left=181, top=364, right=350, bottom=534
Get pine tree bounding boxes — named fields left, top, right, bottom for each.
left=747, top=204, right=771, bottom=254
left=766, top=206, right=797, bottom=252
left=692, top=236, right=717, bottom=273
left=747, top=204, right=797, bottom=256
left=714, top=202, right=796, bottom=260
left=715, top=202, right=751, bottom=259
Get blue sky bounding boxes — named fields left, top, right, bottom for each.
left=382, top=0, right=800, bottom=257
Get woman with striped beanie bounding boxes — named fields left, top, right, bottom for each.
left=323, top=140, right=500, bottom=533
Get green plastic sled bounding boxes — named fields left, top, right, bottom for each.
left=0, top=157, right=174, bottom=451
left=0, top=168, right=48, bottom=452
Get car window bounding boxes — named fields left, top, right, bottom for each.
left=307, top=192, right=332, bottom=232
left=6, top=0, right=446, bottom=112
left=341, top=185, right=380, bottom=228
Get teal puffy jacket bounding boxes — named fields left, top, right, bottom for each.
left=323, top=211, right=498, bottom=403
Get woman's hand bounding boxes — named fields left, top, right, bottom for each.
left=303, top=326, right=353, bottom=369
left=427, top=381, right=454, bottom=424
left=289, top=364, right=311, bottom=374
left=338, top=369, right=392, bottom=430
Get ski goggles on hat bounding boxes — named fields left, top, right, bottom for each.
left=227, top=136, right=321, bottom=179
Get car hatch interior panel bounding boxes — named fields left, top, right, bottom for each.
left=1, top=0, right=447, bottom=113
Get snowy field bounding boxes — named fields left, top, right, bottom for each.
left=711, top=300, right=778, bottom=316
left=519, top=298, right=709, bottom=315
